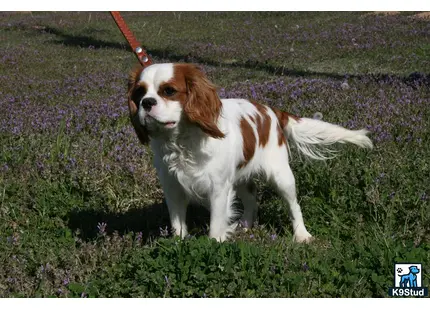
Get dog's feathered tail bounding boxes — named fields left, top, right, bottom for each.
left=281, top=115, right=373, bottom=160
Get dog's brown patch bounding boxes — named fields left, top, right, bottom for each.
left=271, top=107, right=300, bottom=128
left=277, top=124, right=286, bottom=146
left=128, top=67, right=144, bottom=94
left=172, top=63, right=225, bottom=139
left=238, top=117, right=256, bottom=169
left=250, top=101, right=271, bottom=147
left=129, top=81, right=148, bottom=112
left=270, top=107, right=300, bottom=145
left=127, top=66, right=149, bottom=144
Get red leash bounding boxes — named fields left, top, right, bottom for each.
left=110, top=11, right=153, bottom=68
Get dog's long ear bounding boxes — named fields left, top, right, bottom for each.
left=179, top=64, right=225, bottom=139
left=128, top=67, right=149, bottom=144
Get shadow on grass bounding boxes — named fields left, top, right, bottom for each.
left=66, top=186, right=290, bottom=243
left=40, top=26, right=351, bottom=80
left=67, top=201, right=211, bottom=243
left=40, top=25, right=430, bottom=87
left=43, top=26, right=127, bottom=50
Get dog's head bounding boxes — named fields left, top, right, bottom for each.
left=127, top=63, right=225, bottom=144
left=409, top=266, right=420, bottom=274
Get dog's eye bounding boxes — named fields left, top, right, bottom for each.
left=163, top=87, right=177, bottom=97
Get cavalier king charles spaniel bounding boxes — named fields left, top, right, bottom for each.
left=127, top=63, right=373, bottom=242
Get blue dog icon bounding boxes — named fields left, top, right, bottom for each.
left=399, top=266, right=420, bottom=287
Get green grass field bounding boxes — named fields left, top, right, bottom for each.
left=0, top=11, right=429, bottom=297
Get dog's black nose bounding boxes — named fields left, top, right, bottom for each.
left=141, top=98, right=157, bottom=111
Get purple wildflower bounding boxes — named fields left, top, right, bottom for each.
left=250, top=85, right=257, bottom=99
left=159, top=226, right=169, bottom=237
left=97, top=222, right=107, bottom=235
left=7, top=233, right=19, bottom=245
left=136, top=232, right=143, bottom=242
left=240, top=220, right=249, bottom=228
left=302, top=262, right=310, bottom=272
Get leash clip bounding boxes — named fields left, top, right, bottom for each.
left=110, top=12, right=153, bottom=68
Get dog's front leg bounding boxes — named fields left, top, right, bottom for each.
left=208, top=185, right=238, bottom=242
left=157, top=166, right=190, bottom=238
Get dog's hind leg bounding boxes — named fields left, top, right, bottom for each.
left=237, top=180, right=258, bottom=229
left=264, top=147, right=313, bottom=243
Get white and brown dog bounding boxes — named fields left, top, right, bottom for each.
left=127, top=63, right=373, bottom=242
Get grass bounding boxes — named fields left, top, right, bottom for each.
left=0, top=11, right=429, bottom=297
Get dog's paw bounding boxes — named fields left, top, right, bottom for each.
left=209, top=233, right=229, bottom=242
left=172, top=227, right=188, bottom=239
left=210, top=222, right=238, bottom=242
left=293, top=230, right=314, bottom=243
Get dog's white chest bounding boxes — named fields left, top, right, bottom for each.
left=157, top=144, right=213, bottom=199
